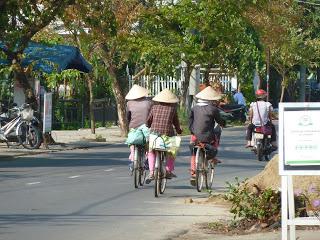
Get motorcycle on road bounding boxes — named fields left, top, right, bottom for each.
left=251, top=126, right=274, bottom=161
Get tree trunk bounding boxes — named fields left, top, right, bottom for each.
left=13, top=64, right=38, bottom=109
left=203, top=64, right=214, bottom=86
left=108, top=65, right=128, bottom=136
left=180, top=64, right=192, bottom=110
left=280, top=72, right=286, bottom=103
left=87, top=75, right=95, bottom=134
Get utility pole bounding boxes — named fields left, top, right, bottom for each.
left=266, top=47, right=271, bottom=102
left=300, top=65, right=306, bottom=102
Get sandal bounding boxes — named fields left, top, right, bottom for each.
left=165, top=172, right=177, bottom=179
left=145, top=174, right=155, bottom=184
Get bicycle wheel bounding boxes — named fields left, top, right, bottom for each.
left=5, top=127, right=21, bottom=148
left=159, top=152, right=167, bottom=194
left=154, top=152, right=160, bottom=197
left=18, top=123, right=41, bottom=149
left=195, top=148, right=205, bottom=192
left=206, top=161, right=215, bottom=189
left=6, top=134, right=21, bottom=148
left=6, top=140, right=21, bottom=148
left=133, top=146, right=141, bottom=188
left=138, top=148, right=146, bottom=186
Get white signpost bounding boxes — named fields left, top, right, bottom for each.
left=43, top=92, right=53, bottom=133
left=279, top=102, right=320, bottom=240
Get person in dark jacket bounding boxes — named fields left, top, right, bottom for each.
left=189, top=86, right=225, bottom=185
left=125, top=84, right=152, bottom=171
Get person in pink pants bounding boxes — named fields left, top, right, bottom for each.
left=125, top=85, right=152, bottom=171
left=145, top=89, right=182, bottom=183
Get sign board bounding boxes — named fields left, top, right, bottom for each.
left=43, top=92, right=53, bottom=133
left=279, top=102, right=320, bottom=175
left=279, top=102, right=320, bottom=240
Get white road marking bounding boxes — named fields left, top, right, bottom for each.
left=104, top=169, right=114, bottom=172
left=27, top=182, right=41, bottom=185
left=143, top=201, right=162, bottom=204
left=68, top=175, right=80, bottom=179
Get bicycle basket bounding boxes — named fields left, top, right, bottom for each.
left=21, top=108, right=34, bottom=121
left=149, top=134, right=167, bottom=150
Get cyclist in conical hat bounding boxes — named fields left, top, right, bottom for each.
left=125, top=84, right=152, bottom=171
left=189, top=86, right=225, bottom=186
left=145, top=89, right=182, bottom=183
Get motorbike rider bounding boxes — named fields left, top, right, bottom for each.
left=245, top=89, right=277, bottom=148
left=189, top=86, right=225, bottom=186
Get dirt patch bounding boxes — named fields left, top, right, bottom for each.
left=200, top=219, right=320, bottom=236
left=184, top=194, right=231, bottom=207
left=246, top=154, right=320, bottom=192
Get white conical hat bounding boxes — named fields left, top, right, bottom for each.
left=152, top=89, right=179, bottom=103
left=125, top=84, right=148, bottom=100
left=195, top=86, right=222, bottom=101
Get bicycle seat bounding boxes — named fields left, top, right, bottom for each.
left=194, top=142, right=207, bottom=148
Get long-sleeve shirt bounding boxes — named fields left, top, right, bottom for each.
left=189, top=103, right=225, bottom=143
left=146, top=103, right=181, bottom=137
left=126, top=99, right=152, bottom=129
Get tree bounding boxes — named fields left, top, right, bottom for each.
left=245, top=0, right=320, bottom=102
left=0, top=0, right=74, bottom=104
left=64, top=0, right=145, bottom=136
left=135, top=0, right=262, bottom=105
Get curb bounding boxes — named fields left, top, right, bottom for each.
left=0, top=141, right=124, bottom=161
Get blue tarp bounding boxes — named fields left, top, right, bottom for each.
left=0, top=41, right=92, bottom=73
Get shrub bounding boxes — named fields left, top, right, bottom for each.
left=225, top=177, right=281, bottom=224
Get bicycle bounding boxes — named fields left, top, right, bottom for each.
left=0, top=104, right=41, bottom=149
left=132, top=144, right=147, bottom=188
left=150, top=135, right=168, bottom=198
left=194, top=143, right=216, bottom=192
left=154, top=148, right=167, bottom=197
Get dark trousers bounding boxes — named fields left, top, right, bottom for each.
left=246, top=122, right=276, bottom=142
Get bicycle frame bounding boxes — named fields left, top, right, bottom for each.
left=195, top=144, right=207, bottom=167
left=194, top=143, right=216, bottom=191
left=0, top=116, right=21, bottom=140
left=154, top=149, right=166, bottom=169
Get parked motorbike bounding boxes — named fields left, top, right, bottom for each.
left=219, top=104, right=247, bottom=123
left=0, top=103, right=42, bottom=149
left=251, top=126, right=274, bottom=161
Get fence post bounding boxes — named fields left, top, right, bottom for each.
left=102, top=98, right=106, bottom=127
left=81, top=103, right=84, bottom=128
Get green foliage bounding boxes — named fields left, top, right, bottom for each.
left=177, top=108, right=191, bottom=135
left=0, top=1, right=74, bottom=54
left=225, top=177, right=281, bottom=224
left=0, top=66, right=13, bottom=102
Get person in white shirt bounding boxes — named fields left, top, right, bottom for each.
left=245, top=89, right=277, bottom=148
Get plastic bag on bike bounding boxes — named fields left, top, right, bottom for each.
left=204, top=144, right=218, bottom=160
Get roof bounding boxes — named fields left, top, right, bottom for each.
left=0, top=41, right=92, bottom=73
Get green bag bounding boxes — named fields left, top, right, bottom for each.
left=125, top=124, right=150, bottom=145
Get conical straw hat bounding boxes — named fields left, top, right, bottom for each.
left=152, top=89, right=179, bottom=103
left=195, top=86, right=222, bottom=101
left=125, top=84, right=148, bottom=100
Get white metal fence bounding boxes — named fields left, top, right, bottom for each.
left=128, top=68, right=236, bottom=96
left=128, top=75, right=183, bottom=96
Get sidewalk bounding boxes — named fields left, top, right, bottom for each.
left=0, top=126, right=126, bottom=159
left=175, top=227, right=320, bottom=240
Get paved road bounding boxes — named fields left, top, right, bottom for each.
left=0, top=126, right=274, bottom=240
